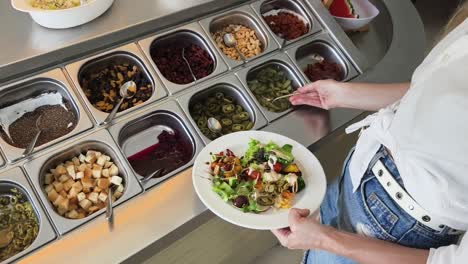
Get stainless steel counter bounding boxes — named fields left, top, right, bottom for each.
left=0, top=0, right=425, bottom=262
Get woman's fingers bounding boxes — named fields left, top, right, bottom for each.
left=289, top=208, right=311, bottom=225
left=271, top=228, right=292, bottom=247
left=290, top=96, right=323, bottom=108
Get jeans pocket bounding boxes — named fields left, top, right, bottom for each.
left=398, top=224, right=460, bottom=249
left=360, top=178, right=399, bottom=242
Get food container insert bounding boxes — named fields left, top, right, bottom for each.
left=236, top=52, right=306, bottom=122
left=251, top=0, right=322, bottom=46
left=0, top=167, right=56, bottom=263
left=285, top=33, right=359, bottom=82
left=176, top=74, right=268, bottom=144
left=23, top=129, right=142, bottom=235
left=138, top=22, right=228, bottom=95
left=108, top=100, right=204, bottom=189
left=0, top=68, right=94, bottom=163
left=199, top=5, right=279, bottom=69
left=65, top=43, right=168, bottom=125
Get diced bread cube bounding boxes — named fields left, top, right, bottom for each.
left=79, top=154, right=86, bottom=163
left=68, top=186, right=79, bottom=199
left=94, top=151, right=102, bottom=158
left=101, top=169, right=109, bottom=178
left=63, top=179, right=75, bottom=192
left=76, top=171, right=84, bottom=180
left=67, top=209, right=79, bottom=219
left=51, top=168, right=59, bottom=178
left=53, top=181, right=64, bottom=192
left=77, top=192, right=86, bottom=202
left=59, top=174, right=70, bottom=183
left=114, top=191, right=123, bottom=199
left=97, top=178, right=110, bottom=189
left=77, top=211, right=86, bottom=219
left=72, top=157, right=80, bottom=166
left=85, top=154, right=97, bottom=164
left=84, top=167, right=92, bottom=178
left=81, top=177, right=94, bottom=193
left=116, top=184, right=124, bottom=193
left=98, top=192, right=108, bottom=203
left=69, top=203, right=78, bottom=211
left=88, top=205, right=100, bottom=213
left=58, top=197, right=69, bottom=211
left=44, top=184, right=54, bottom=193
left=72, top=181, right=83, bottom=192
left=92, top=165, right=102, bottom=178
left=94, top=187, right=102, bottom=193
left=56, top=165, right=67, bottom=175
left=57, top=207, right=67, bottom=216
left=109, top=164, right=119, bottom=176
left=65, top=161, right=74, bottom=167
left=87, top=192, right=99, bottom=204
left=77, top=164, right=87, bottom=172
left=47, top=189, right=59, bottom=202
left=45, top=173, right=54, bottom=185
left=66, top=165, right=76, bottom=179
left=104, top=161, right=113, bottom=169
left=97, top=156, right=106, bottom=166
left=110, top=176, right=122, bottom=186
left=59, top=190, right=67, bottom=198
left=79, top=199, right=92, bottom=210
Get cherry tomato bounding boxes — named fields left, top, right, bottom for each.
left=273, top=163, right=282, bottom=173
left=249, top=170, right=260, bottom=180
left=222, top=164, right=232, bottom=171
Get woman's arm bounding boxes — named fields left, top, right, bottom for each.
left=289, top=80, right=410, bottom=111
left=272, top=209, right=429, bottom=264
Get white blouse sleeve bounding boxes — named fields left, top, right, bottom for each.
left=427, top=234, right=468, bottom=264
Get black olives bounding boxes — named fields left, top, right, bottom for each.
left=233, top=195, right=249, bottom=208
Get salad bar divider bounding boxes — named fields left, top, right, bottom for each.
left=0, top=0, right=364, bottom=261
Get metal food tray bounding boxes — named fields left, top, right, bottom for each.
left=108, top=100, right=204, bottom=190
left=0, top=151, right=4, bottom=168
left=251, top=0, right=322, bottom=47
left=285, top=32, right=359, bottom=82
left=0, top=167, right=56, bottom=263
left=0, top=68, right=94, bottom=163
left=23, top=129, right=143, bottom=235
left=199, top=5, right=279, bottom=69
left=176, top=74, right=268, bottom=144
left=236, top=52, right=306, bottom=122
left=137, top=22, right=229, bottom=95
left=65, top=43, right=168, bottom=125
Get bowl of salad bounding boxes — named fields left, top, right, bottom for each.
left=192, top=131, right=326, bottom=229
left=11, top=0, right=114, bottom=29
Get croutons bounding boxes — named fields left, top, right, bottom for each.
left=44, top=150, right=125, bottom=219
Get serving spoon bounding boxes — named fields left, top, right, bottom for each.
left=22, top=115, right=43, bottom=158
left=182, top=48, right=197, bottom=82
left=207, top=117, right=222, bottom=133
left=223, top=33, right=248, bottom=64
left=103, top=81, right=136, bottom=125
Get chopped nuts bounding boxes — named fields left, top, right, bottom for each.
left=212, top=24, right=263, bottom=61
left=43, top=150, right=126, bottom=219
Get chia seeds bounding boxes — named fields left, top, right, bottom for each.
left=0, top=103, right=77, bottom=149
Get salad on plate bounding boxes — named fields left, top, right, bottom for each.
left=208, top=139, right=305, bottom=213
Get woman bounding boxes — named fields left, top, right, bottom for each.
left=272, top=3, right=468, bottom=264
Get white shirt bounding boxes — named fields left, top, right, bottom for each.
left=345, top=19, right=468, bottom=263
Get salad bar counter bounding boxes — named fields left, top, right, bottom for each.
left=0, top=0, right=425, bottom=263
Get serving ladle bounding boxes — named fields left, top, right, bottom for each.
left=139, top=168, right=165, bottom=185
left=182, top=48, right=198, bottom=83
left=22, top=115, right=43, bottom=158
left=223, top=33, right=248, bottom=64
left=103, top=81, right=136, bottom=125
left=0, top=228, right=13, bottom=248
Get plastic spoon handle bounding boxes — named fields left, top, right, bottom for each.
left=103, top=98, right=124, bottom=125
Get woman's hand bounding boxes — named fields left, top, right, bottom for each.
left=271, top=208, right=330, bottom=250
left=289, top=80, right=344, bottom=110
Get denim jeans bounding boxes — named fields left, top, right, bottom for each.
left=303, top=146, right=460, bottom=264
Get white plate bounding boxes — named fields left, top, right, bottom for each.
left=192, top=131, right=327, bottom=230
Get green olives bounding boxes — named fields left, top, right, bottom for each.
left=189, top=92, right=254, bottom=140
left=247, top=66, right=296, bottom=113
